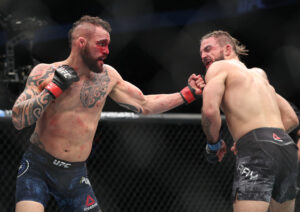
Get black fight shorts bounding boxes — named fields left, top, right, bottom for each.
left=16, top=144, right=101, bottom=212
left=232, top=127, right=298, bottom=203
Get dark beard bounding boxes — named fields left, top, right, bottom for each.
left=81, top=47, right=103, bottom=73
left=215, top=51, right=225, bottom=62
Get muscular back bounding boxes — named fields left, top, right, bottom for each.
left=208, top=60, right=284, bottom=141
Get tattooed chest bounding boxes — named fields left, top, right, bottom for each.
left=79, top=71, right=111, bottom=108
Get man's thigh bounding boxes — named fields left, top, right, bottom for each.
left=233, top=199, right=269, bottom=212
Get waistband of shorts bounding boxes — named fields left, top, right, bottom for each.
left=236, top=127, right=294, bottom=148
left=237, top=127, right=285, bottom=141
left=28, top=143, right=86, bottom=169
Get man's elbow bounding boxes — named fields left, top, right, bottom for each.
left=284, top=114, right=299, bottom=133
left=202, top=106, right=219, bottom=119
left=293, top=115, right=300, bottom=129
left=11, top=117, right=24, bottom=131
left=140, top=108, right=153, bottom=115
left=290, top=111, right=299, bottom=128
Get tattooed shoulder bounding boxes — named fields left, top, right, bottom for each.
left=27, top=65, right=54, bottom=87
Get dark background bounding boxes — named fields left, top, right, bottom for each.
left=0, top=0, right=300, bottom=112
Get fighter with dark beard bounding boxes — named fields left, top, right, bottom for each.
left=12, top=15, right=205, bottom=212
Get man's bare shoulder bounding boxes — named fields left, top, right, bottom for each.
left=209, top=59, right=242, bottom=71
left=250, top=67, right=265, bottom=74
left=21, top=63, right=55, bottom=91
left=29, top=63, right=55, bottom=76
left=103, top=64, right=122, bottom=79
left=249, top=67, right=268, bottom=79
left=206, top=60, right=234, bottom=80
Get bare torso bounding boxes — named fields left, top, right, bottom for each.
left=219, top=60, right=284, bottom=141
left=33, top=63, right=116, bottom=162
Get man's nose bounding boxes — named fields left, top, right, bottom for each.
left=201, top=51, right=207, bottom=59
left=103, top=47, right=109, bottom=55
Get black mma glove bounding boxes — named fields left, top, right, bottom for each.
left=205, top=139, right=222, bottom=164
left=45, top=65, right=79, bottom=98
left=180, top=84, right=202, bottom=104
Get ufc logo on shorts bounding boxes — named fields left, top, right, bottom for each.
left=53, top=159, right=71, bottom=168
left=237, top=164, right=258, bottom=180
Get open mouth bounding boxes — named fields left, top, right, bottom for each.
left=97, top=57, right=106, bottom=64
left=203, top=58, right=213, bottom=69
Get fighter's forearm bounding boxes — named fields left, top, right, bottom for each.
left=12, top=90, right=53, bottom=130
left=201, top=111, right=222, bottom=143
left=142, top=93, right=184, bottom=115
left=116, top=93, right=184, bottom=115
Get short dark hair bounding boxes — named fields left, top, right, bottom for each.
left=68, top=15, right=112, bottom=46
left=200, top=30, right=248, bottom=57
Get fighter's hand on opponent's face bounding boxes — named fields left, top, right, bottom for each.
left=45, top=65, right=79, bottom=98
left=180, top=74, right=205, bottom=104
left=188, top=74, right=205, bottom=94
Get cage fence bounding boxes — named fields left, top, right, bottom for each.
left=0, top=112, right=262, bottom=212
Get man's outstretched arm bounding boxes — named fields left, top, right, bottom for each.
left=109, top=71, right=205, bottom=115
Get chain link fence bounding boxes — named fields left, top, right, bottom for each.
left=0, top=112, right=260, bottom=211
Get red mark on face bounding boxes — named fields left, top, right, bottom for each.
left=96, top=40, right=109, bottom=56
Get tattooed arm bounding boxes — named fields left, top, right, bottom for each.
left=12, top=64, right=54, bottom=130
left=107, top=65, right=187, bottom=115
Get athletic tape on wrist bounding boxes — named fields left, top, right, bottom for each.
left=207, top=139, right=222, bottom=151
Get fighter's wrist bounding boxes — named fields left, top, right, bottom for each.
left=45, top=82, right=63, bottom=98
left=207, top=139, right=222, bottom=151
left=180, top=84, right=201, bottom=104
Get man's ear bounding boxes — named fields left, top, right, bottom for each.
left=78, top=37, right=86, bottom=48
left=224, top=44, right=232, bottom=57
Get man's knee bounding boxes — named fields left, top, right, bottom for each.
left=15, top=200, right=44, bottom=212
